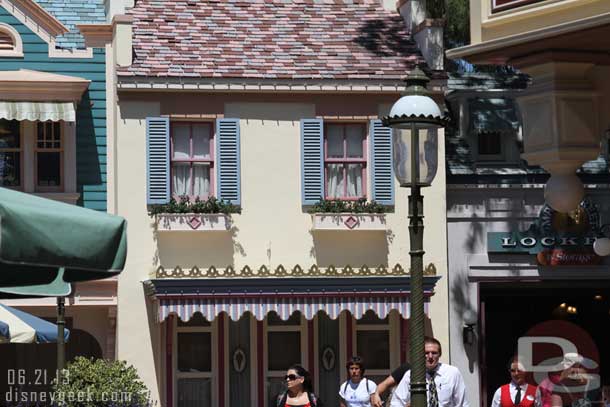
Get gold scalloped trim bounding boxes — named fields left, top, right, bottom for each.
left=155, top=263, right=437, bottom=278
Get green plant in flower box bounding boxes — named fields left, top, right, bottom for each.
left=148, top=195, right=241, bottom=216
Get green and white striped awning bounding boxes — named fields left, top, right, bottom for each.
left=0, top=101, right=75, bottom=122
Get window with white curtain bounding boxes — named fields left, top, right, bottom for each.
left=171, top=122, right=213, bottom=199
left=324, top=123, right=366, bottom=199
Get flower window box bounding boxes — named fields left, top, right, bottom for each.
left=311, top=213, right=387, bottom=231
left=155, top=213, right=231, bottom=232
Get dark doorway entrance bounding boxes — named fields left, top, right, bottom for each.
left=480, top=282, right=610, bottom=407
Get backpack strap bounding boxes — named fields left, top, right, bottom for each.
left=309, top=392, right=319, bottom=407
left=276, top=391, right=287, bottom=407
left=343, top=380, right=349, bottom=393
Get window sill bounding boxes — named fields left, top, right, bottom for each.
left=155, top=213, right=232, bottom=232
left=311, top=213, right=387, bottom=231
left=34, top=192, right=80, bottom=205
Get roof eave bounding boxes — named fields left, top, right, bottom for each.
left=446, top=12, right=610, bottom=65
left=116, top=76, right=447, bottom=94
left=0, top=70, right=90, bottom=102
left=10, top=0, right=70, bottom=37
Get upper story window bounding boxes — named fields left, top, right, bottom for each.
left=467, top=97, right=522, bottom=164
left=170, top=122, right=214, bottom=199
left=0, top=119, right=72, bottom=195
left=0, top=119, right=21, bottom=187
left=146, top=117, right=241, bottom=206
left=492, top=0, right=546, bottom=13
left=0, top=23, right=24, bottom=58
left=324, top=123, right=367, bottom=200
left=301, top=119, right=394, bottom=207
left=477, top=130, right=503, bottom=160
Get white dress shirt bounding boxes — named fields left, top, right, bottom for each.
left=491, top=382, right=541, bottom=407
left=390, top=363, right=469, bottom=407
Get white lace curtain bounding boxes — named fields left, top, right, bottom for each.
left=325, top=124, right=364, bottom=198
left=171, top=124, right=212, bottom=197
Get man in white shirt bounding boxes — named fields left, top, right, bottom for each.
left=491, top=356, right=540, bottom=407
left=391, top=336, right=469, bottom=407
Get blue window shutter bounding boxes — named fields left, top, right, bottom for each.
left=146, top=117, right=170, bottom=204
left=216, top=118, right=241, bottom=206
left=301, top=119, right=324, bottom=205
left=370, top=119, right=394, bottom=206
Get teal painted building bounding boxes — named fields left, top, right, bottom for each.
left=0, top=0, right=108, bottom=211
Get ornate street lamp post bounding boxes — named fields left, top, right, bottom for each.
left=382, top=67, right=447, bottom=407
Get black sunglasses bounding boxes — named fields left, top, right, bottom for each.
left=284, top=374, right=301, bottom=381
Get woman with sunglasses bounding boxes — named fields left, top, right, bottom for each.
left=340, top=356, right=377, bottom=407
left=274, top=364, right=323, bottom=407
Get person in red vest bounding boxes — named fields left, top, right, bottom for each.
left=492, top=356, right=540, bottom=407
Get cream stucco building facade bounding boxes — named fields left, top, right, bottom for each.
left=106, top=1, right=452, bottom=406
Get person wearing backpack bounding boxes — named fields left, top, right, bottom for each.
left=340, top=356, right=377, bottom=407
left=274, top=364, right=323, bottom=407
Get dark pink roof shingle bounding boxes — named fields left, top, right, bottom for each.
left=118, top=0, right=426, bottom=80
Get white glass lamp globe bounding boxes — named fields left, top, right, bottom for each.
left=388, top=95, right=443, bottom=128
left=544, top=174, right=584, bottom=213
left=593, top=238, right=610, bottom=257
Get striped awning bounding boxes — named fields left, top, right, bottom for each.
left=0, top=101, right=75, bottom=122
left=158, top=294, right=426, bottom=322
left=146, top=275, right=440, bottom=322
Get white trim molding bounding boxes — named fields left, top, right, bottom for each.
left=0, top=70, right=90, bottom=102
left=118, top=78, right=407, bottom=93
left=0, top=0, right=97, bottom=59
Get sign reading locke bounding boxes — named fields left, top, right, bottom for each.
left=487, top=200, right=602, bottom=266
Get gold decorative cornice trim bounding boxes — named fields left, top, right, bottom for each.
left=155, top=263, right=437, bottom=278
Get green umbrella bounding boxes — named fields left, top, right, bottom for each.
left=0, top=187, right=127, bottom=287
left=0, top=187, right=127, bottom=375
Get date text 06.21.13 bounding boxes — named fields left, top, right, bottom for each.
left=6, top=369, right=69, bottom=386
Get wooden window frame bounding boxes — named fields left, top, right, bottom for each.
left=491, top=0, right=546, bottom=14
left=170, top=121, right=215, bottom=200
left=353, top=312, right=398, bottom=380
left=0, top=119, right=24, bottom=189
left=323, top=122, right=368, bottom=201
left=173, top=315, right=217, bottom=407
left=264, top=312, right=307, bottom=405
left=476, top=130, right=505, bottom=162
left=35, top=121, right=64, bottom=192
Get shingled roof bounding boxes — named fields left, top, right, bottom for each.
left=118, top=0, right=426, bottom=80
left=35, top=0, right=106, bottom=49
